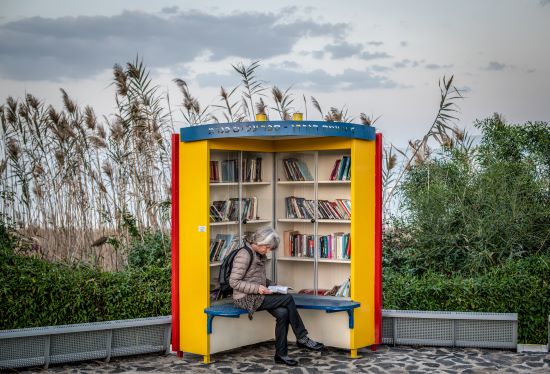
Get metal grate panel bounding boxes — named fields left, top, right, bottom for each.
left=49, top=331, right=108, bottom=364
left=0, top=336, right=46, bottom=369
left=395, top=317, right=453, bottom=346
left=381, top=316, right=394, bottom=344
left=1, top=317, right=171, bottom=370
left=455, top=319, right=514, bottom=348
left=111, top=325, right=165, bottom=357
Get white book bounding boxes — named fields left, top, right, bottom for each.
left=268, top=285, right=293, bottom=294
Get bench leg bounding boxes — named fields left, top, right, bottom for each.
left=350, top=349, right=358, bottom=358
left=203, top=354, right=211, bottom=364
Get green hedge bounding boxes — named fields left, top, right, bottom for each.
left=384, top=254, right=550, bottom=344
left=0, top=248, right=170, bottom=329
left=2, top=246, right=549, bottom=343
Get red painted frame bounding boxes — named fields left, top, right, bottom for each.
left=171, top=134, right=181, bottom=354
left=374, top=133, right=383, bottom=345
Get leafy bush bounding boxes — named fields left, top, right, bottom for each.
left=383, top=254, right=550, bottom=343
left=0, top=249, right=170, bottom=329
left=396, top=118, right=549, bottom=275
left=126, top=231, right=171, bottom=268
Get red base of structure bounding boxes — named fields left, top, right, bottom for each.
left=370, top=344, right=378, bottom=352
left=176, top=351, right=184, bottom=358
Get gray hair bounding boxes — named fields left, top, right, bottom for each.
left=251, top=226, right=280, bottom=249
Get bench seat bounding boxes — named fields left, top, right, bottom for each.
left=204, top=294, right=360, bottom=334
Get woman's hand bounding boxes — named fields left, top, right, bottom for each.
left=258, top=285, right=272, bottom=295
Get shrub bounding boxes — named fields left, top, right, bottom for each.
left=0, top=249, right=170, bottom=330
left=383, top=254, right=550, bottom=343
left=397, top=118, right=549, bottom=275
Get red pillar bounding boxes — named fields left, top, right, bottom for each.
left=171, top=133, right=181, bottom=355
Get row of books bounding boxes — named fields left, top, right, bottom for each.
left=209, top=234, right=241, bottom=262
left=319, top=233, right=350, bottom=259
left=282, top=158, right=313, bottom=181
left=210, top=157, right=263, bottom=183
left=210, top=197, right=258, bottom=222
left=283, top=231, right=315, bottom=258
left=330, top=155, right=351, bottom=181
left=283, top=231, right=351, bottom=259
left=298, top=278, right=350, bottom=297
left=242, top=157, right=262, bottom=182
left=285, top=196, right=351, bottom=220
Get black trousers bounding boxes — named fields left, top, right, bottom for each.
left=258, top=294, right=308, bottom=356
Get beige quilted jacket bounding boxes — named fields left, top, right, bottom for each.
left=229, top=244, right=271, bottom=300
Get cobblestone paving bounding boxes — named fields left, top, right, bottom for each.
left=17, top=342, right=550, bottom=373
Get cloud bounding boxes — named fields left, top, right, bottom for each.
left=393, top=59, right=420, bottom=69
left=310, top=41, right=391, bottom=60
left=400, top=41, right=408, bottom=47
left=370, top=65, right=392, bottom=72
left=196, top=66, right=399, bottom=91
left=0, top=9, right=348, bottom=80
left=324, top=42, right=363, bottom=58
left=161, top=6, right=179, bottom=14
left=367, top=41, right=383, bottom=46
left=359, top=51, right=391, bottom=60
left=425, top=63, right=454, bottom=70
left=485, top=61, right=507, bottom=71
left=540, top=0, right=550, bottom=5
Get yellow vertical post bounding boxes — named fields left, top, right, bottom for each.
left=179, top=140, right=210, bottom=357
left=350, top=138, right=376, bottom=350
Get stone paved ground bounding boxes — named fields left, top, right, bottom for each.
left=16, top=342, right=550, bottom=373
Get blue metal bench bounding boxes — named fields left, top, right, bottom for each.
left=204, top=294, right=360, bottom=334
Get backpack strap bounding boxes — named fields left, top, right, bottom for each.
left=242, top=244, right=255, bottom=274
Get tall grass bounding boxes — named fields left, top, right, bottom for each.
left=1, top=58, right=172, bottom=269
left=1, top=58, right=460, bottom=269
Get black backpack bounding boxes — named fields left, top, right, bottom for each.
left=218, top=245, right=254, bottom=299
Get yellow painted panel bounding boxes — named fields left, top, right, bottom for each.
left=208, top=138, right=275, bottom=152
left=274, top=137, right=351, bottom=152
left=179, top=140, right=210, bottom=355
left=350, top=138, right=376, bottom=349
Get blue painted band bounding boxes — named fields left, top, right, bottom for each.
left=180, top=121, right=376, bottom=142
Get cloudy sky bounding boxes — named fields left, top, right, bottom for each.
left=1, top=0, right=549, bottom=146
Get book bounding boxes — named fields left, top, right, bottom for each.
left=330, top=159, right=340, bottom=180
left=210, top=161, right=220, bottom=182
left=268, top=285, right=293, bottom=294
left=282, top=158, right=313, bottom=181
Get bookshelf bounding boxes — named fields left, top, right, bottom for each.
left=274, top=149, right=352, bottom=298
left=173, top=122, right=382, bottom=360
left=208, top=150, right=274, bottom=288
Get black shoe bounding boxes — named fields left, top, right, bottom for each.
left=297, top=337, right=325, bottom=351
left=274, top=355, right=298, bottom=366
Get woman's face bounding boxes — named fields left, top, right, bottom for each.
left=252, top=243, right=273, bottom=255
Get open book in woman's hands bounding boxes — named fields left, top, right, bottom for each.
left=267, top=285, right=293, bottom=294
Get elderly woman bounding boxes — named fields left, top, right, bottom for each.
left=229, top=226, right=324, bottom=366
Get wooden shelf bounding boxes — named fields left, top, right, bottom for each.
left=277, top=181, right=314, bottom=185
left=278, top=219, right=350, bottom=224
left=210, top=181, right=271, bottom=186
left=242, top=182, right=271, bottom=186
left=277, top=256, right=314, bottom=262
left=210, top=182, right=238, bottom=186
left=318, top=180, right=351, bottom=184
left=318, top=219, right=351, bottom=224
left=244, top=219, right=272, bottom=225
left=277, top=180, right=350, bottom=185
left=318, top=258, right=351, bottom=264
left=210, top=221, right=239, bottom=226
